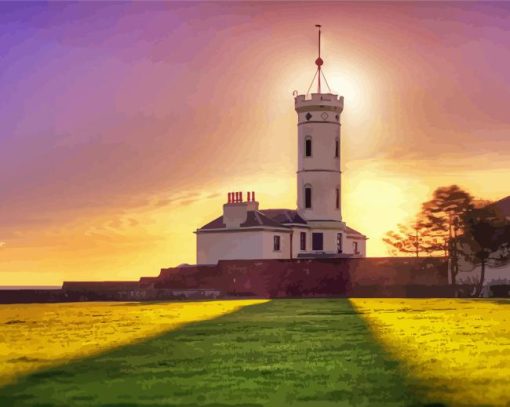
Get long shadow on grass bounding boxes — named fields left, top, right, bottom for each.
left=0, top=299, right=429, bottom=407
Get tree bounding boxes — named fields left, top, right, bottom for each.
left=459, top=206, right=510, bottom=297
left=420, top=185, right=474, bottom=289
left=383, top=185, right=475, bottom=295
left=383, top=215, right=437, bottom=257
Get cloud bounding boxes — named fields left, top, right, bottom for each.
left=0, top=242, right=6, bottom=248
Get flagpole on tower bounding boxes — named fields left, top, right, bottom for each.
left=315, top=24, right=323, bottom=94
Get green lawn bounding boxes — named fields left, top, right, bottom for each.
left=0, top=299, right=420, bottom=407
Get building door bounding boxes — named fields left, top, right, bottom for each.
left=312, top=233, right=323, bottom=251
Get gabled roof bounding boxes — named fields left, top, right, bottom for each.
left=198, top=210, right=290, bottom=231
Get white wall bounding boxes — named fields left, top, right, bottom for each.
left=291, top=227, right=367, bottom=257
left=296, top=93, right=343, bottom=223
left=297, top=171, right=342, bottom=222
left=290, top=227, right=309, bottom=258
left=197, top=227, right=366, bottom=264
left=196, top=229, right=291, bottom=265
left=345, top=236, right=366, bottom=257
left=457, top=260, right=510, bottom=287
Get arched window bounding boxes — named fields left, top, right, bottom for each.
left=335, top=138, right=339, bottom=158
left=304, top=184, right=312, bottom=209
left=305, top=137, right=312, bottom=157
left=336, top=186, right=340, bottom=209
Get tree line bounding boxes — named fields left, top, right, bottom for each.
left=384, top=185, right=510, bottom=297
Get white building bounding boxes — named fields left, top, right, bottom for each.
left=195, top=27, right=367, bottom=265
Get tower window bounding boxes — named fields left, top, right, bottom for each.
left=305, top=112, right=312, bottom=121
left=305, top=185, right=312, bottom=209
left=337, top=233, right=343, bottom=254
left=336, top=187, right=340, bottom=209
left=305, top=137, right=312, bottom=157
left=300, top=232, right=306, bottom=251
left=273, top=235, right=281, bottom=251
left=335, top=138, right=339, bottom=158
left=312, top=233, right=323, bottom=251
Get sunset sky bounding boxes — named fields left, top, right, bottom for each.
left=1, top=2, right=509, bottom=285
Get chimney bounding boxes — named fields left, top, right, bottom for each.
left=223, top=191, right=259, bottom=228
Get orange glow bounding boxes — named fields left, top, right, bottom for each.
left=1, top=2, right=509, bottom=284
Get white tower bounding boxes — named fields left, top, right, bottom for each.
left=296, top=25, right=344, bottom=229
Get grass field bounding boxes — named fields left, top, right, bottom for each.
left=352, top=299, right=510, bottom=407
left=0, top=299, right=508, bottom=406
left=0, top=300, right=266, bottom=387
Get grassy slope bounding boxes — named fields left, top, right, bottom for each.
left=0, top=299, right=418, bottom=407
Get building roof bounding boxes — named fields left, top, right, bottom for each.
left=259, top=209, right=308, bottom=225
left=197, top=208, right=366, bottom=238
left=345, top=225, right=367, bottom=239
left=198, top=210, right=290, bottom=231
left=493, top=196, right=510, bottom=217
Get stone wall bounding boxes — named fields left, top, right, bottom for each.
left=1, top=258, right=451, bottom=303
left=153, top=257, right=450, bottom=298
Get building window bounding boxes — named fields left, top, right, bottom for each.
left=336, top=187, right=340, bottom=209
left=305, top=185, right=312, bottom=209
left=300, top=232, right=306, bottom=251
left=273, top=235, right=281, bottom=251
left=312, top=233, right=323, bottom=251
left=353, top=241, right=359, bottom=255
left=305, top=137, right=312, bottom=157
left=337, top=233, right=343, bottom=254
left=335, top=138, right=339, bottom=158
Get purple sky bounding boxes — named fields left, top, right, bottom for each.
left=1, top=2, right=509, bottom=284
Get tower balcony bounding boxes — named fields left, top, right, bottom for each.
left=295, top=93, right=344, bottom=113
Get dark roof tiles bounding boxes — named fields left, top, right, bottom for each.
left=199, top=215, right=225, bottom=230
left=198, top=208, right=366, bottom=239
left=345, top=225, right=367, bottom=239
left=198, top=210, right=290, bottom=231
left=260, top=209, right=307, bottom=225
left=494, top=196, right=510, bottom=217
